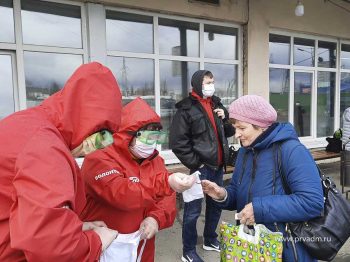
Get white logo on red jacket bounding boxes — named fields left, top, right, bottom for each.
left=95, top=169, right=119, bottom=180
left=129, top=177, right=140, bottom=183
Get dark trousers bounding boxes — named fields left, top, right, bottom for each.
left=182, top=166, right=224, bottom=253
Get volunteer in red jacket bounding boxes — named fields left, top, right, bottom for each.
left=81, top=98, right=189, bottom=262
left=0, top=62, right=122, bottom=262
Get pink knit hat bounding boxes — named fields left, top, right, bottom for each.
left=228, top=95, right=277, bottom=128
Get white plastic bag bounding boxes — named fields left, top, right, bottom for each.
left=182, top=171, right=204, bottom=202
left=100, top=230, right=147, bottom=262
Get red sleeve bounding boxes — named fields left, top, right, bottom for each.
left=145, top=191, right=177, bottom=230
left=11, top=135, right=101, bottom=262
left=82, top=152, right=171, bottom=211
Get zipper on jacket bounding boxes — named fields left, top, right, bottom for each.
left=247, top=149, right=259, bottom=203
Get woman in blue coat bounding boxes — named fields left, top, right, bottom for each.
left=202, top=95, right=324, bottom=262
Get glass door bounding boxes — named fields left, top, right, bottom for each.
left=0, top=52, right=17, bottom=120
left=294, top=71, right=314, bottom=137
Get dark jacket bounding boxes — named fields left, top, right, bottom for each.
left=169, top=70, right=234, bottom=171
left=216, top=122, right=324, bottom=262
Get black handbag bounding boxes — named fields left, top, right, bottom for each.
left=276, top=143, right=350, bottom=261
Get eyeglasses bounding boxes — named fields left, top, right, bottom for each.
left=136, top=130, right=168, bottom=145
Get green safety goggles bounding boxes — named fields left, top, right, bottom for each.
left=136, top=130, right=168, bottom=145
left=93, top=130, right=114, bottom=149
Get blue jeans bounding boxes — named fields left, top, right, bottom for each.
left=182, top=165, right=224, bottom=253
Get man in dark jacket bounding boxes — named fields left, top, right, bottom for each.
left=169, top=70, right=234, bottom=262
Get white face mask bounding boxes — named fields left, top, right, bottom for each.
left=202, top=83, right=215, bottom=97
left=129, top=139, right=157, bottom=159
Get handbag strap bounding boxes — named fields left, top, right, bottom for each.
left=273, top=142, right=299, bottom=262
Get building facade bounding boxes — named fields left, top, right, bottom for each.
left=1, top=0, right=350, bottom=163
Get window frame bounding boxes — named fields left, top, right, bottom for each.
left=0, top=0, right=88, bottom=111
left=105, top=6, right=243, bottom=163
left=269, top=30, right=340, bottom=148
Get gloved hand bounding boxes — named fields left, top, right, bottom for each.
left=139, top=217, right=159, bottom=240
left=168, top=172, right=196, bottom=193
left=82, top=220, right=107, bottom=231
left=93, top=226, right=118, bottom=251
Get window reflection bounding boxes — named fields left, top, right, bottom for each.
left=0, top=54, right=15, bottom=119
left=204, top=63, right=237, bottom=108
left=107, top=56, right=155, bottom=107
left=341, top=73, right=350, bottom=126
left=0, top=0, right=15, bottom=43
left=204, top=25, right=237, bottom=60
left=159, top=60, right=199, bottom=149
left=158, top=18, right=199, bottom=57
left=294, top=38, right=315, bottom=67
left=269, top=68, right=290, bottom=122
left=318, top=41, right=336, bottom=68
left=24, top=52, right=83, bottom=108
left=294, top=72, right=313, bottom=136
left=21, top=0, right=82, bottom=48
left=269, top=34, right=290, bottom=65
left=341, top=44, right=350, bottom=69
left=106, top=11, right=153, bottom=53
left=317, top=72, right=335, bottom=137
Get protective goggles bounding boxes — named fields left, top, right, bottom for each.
left=89, top=130, right=114, bottom=149
left=136, top=130, right=168, bottom=145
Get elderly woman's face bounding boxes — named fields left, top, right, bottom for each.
left=233, top=120, right=265, bottom=147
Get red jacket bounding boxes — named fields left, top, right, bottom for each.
left=0, top=62, right=122, bottom=262
left=81, top=97, right=176, bottom=262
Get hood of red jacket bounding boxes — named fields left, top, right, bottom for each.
left=40, top=62, right=122, bottom=150
left=114, top=97, right=160, bottom=147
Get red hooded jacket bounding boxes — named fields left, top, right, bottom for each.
left=81, top=98, right=176, bottom=262
left=0, top=62, right=122, bottom=262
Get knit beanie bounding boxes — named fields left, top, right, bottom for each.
left=228, top=95, right=277, bottom=128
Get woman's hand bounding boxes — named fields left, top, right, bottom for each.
left=237, top=203, right=255, bottom=225
left=201, top=180, right=226, bottom=200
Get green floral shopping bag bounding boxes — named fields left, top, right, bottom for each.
left=219, top=222, right=283, bottom=262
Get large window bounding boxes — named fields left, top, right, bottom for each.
left=0, top=2, right=240, bottom=158
left=269, top=33, right=337, bottom=140
left=0, top=0, right=86, bottom=112
left=106, top=10, right=240, bottom=150
left=20, top=0, right=85, bottom=108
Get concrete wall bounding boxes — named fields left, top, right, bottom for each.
left=78, top=0, right=248, bottom=23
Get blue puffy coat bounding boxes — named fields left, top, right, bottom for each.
left=217, top=122, right=324, bottom=262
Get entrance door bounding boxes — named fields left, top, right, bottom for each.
left=294, top=71, right=314, bottom=137
left=0, top=51, right=17, bottom=120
